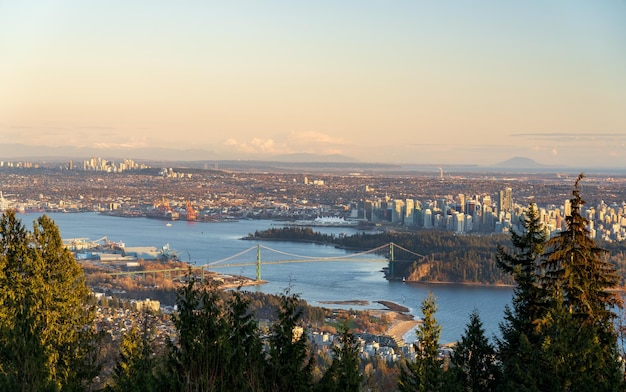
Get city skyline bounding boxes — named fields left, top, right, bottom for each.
left=1, top=1, right=625, bottom=168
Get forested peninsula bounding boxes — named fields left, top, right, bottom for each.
left=247, top=226, right=626, bottom=286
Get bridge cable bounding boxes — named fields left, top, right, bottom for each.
left=390, top=243, right=426, bottom=259
left=258, top=243, right=391, bottom=261
left=205, top=245, right=259, bottom=266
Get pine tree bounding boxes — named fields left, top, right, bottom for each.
left=166, top=279, right=267, bottom=392
left=108, top=322, right=159, bottom=392
left=495, top=202, right=547, bottom=390
left=399, top=292, right=445, bottom=392
left=167, top=278, right=225, bottom=391
left=541, top=174, right=621, bottom=335
left=537, top=174, right=623, bottom=390
left=265, top=292, right=313, bottom=392
left=316, top=324, right=362, bottom=392
left=496, top=202, right=547, bottom=336
left=0, top=211, right=97, bottom=391
left=450, top=310, right=498, bottom=392
left=529, top=291, right=622, bottom=392
left=223, top=290, right=266, bottom=392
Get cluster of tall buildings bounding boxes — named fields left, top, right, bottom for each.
left=353, top=188, right=515, bottom=234
left=352, top=187, right=626, bottom=242
left=78, top=158, right=149, bottom=172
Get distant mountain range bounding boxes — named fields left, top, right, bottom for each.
left=0, top=143, right=359, bottom=164
left=1, top=144, right=624, bottom=174
left=0, top=143, right=218, bottom=162
left=492, top=156, right=547, bottom=168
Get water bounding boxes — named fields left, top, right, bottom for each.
left=22, top=212, right=512, bottom=344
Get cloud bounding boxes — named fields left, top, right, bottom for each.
left=511, top=133, right=626, bottom=142
left=1, top=125, right=149, bottom=149
left=288, top=131, right=345, bottom=145
left=222, top=137, right=287, bottom=154
left=222, top=131, right=346, bottom=156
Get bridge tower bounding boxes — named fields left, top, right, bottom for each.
left=256, top=244, right=261, bottom=281
left=389, top=242, right=395, bottom=277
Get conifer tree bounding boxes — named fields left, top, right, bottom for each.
left=450, top=310, right=498, bottom=392
left=495, top=202, right=547, bottom=389
left=535, top=175, right=623, bottom=389
left=108, top=322, right=159, bottom=392
left=265, top=292, right=313, bottom=392
left=316, top=324, right=362, bottom=392
left=0, top=211, right=97, bottom=391
left=496, top=202, right=547, bottom=336
left=223, top=290, right=266, bottom=392
left=166, top=279, right=267, bottom=392
left=537, top=295, right=623, bottom=392
left=399, top=292, right=445, bottom=392
left=541, top=174, right=621, bottom=336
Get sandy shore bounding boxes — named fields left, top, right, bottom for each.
left=370, top=308, right=420, bottom=345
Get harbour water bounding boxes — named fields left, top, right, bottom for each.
left=24, top=212, right=512, bottom=344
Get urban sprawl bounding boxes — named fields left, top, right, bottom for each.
left=2, top=158, right=626, bottom=242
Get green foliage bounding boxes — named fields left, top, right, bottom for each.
left=108, top=322, right=159, bottom=392
left=496, top=202, right=549, bottom=389
left=496, top=175, right=625, bottom=391
left=265, top=291, right=314, bottom=392
left=399, top=292, right=445, bottom=392
left=537, top=298, right=623, bottom=392
left=0, top=211, right=97, bottom=391
left=316, top=324, right=362, bottom=392
left=165, top=279, right=266, bottom=392
left=541, top=174, right=621, bottom=336
left=450, top=310, right=498, bottom=392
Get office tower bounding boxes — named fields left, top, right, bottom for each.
left=457, top=193, right=465, bottom=213
left=424, top=209, right=433, bottom=228
left=564, top=199, right=572, bottom=217
left=391, top=200, right=405, bottom=224
left=405, top=199, right=415, bottom=225
left=498, top=188, right=513, bottom=214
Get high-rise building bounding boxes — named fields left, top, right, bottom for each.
left=424, top=209, right=433, bottom=228
left=457, top=193, right=465, bottom=213
left=405, top=199, right=415, bottom=225
left=391, top=200, right=405, bottom=224
left=498, top=188, right=513, bottom=214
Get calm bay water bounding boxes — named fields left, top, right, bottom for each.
left=25, top=212, right=512, bottom=344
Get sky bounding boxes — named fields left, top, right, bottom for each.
left=1, top=1, right=625, bottom=167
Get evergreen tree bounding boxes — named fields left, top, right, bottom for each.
left=316, top=324, right=362, bottom=392
left=496, top=177, right=624, bottom=390
left=265, top=292, right=313, bottom=392
left=537, top=296, right=623, bottom=392
left=399, top=292, right=445, bottom=392
left=541, top=174, right=621, bottom=336
left=223, top=290, right=266, bottom=392
left=108, top=322, right=159, bottom=392
left=450, top=310, right=498, bottom=392
left=495, top=202, right=547, bottom=389
left=496, top=202, right=547, bottom=336
left=536, top=174, right=623, bottom=390
left=0, top=211, right=97, bottom=391
left=165, top=279, right=267, bottom=392
left=167, top=278, right=228, bottom=391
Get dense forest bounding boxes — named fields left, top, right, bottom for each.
left=250, top=226, right=626, bottom=286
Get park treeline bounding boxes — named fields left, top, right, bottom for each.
left=250, top=226, right=626, bottom=286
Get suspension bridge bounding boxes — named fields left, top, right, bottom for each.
left=105, top=242, right=429, bottom=282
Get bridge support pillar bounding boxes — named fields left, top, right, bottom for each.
left=256, top=244, right=261, bottom=281
left=389, top=242, right=395, bottom=277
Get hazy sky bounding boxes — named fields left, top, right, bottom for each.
left=1, top=1, right=625, bottom=167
